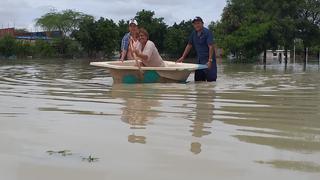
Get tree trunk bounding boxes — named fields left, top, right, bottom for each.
left=304, top=47, right=307, bottom=64
left=278, top=52, right=282, bottom=64
left=235, top=52, right=239, bottom=62
left=263, top=49, right=267, bottom=65
left=284, top=48, right=288, bottom=65
left=318, top=50, right=320, bottom=65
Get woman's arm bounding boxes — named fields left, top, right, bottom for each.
left=134, top=41, right=153, bottom=62
left=134, top=50, right=148, bottom=61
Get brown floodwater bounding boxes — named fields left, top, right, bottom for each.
left=0, top=59, right=319, bottom=180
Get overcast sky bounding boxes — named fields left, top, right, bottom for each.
left=0, top=0, right=226, bottom=31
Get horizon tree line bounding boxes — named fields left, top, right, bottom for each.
left=1, top=1, right=320, bottom=63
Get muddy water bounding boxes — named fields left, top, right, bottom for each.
left=0, top=59, right=319, bottom=180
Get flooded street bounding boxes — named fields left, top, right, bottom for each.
left=0, top=59, right=319, bottom=180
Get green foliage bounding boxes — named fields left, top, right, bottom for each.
left=3, top=5, right=320, bottom=61
left=164, top=21, right=193, bottom=57
left=215, top=0, right=279, bottom=60
left=135, top=10, right=167, bottom=52
left=65, top=40, right=81, bottom=58
left=297, top=0, right=320, bottom=48
left=214, top=0, right=320, bottom=62
left=0, top=35, right=17, bottom=58
left=15, top=41, right=33, bottom=58
left=72, top=17, right=96, bottom=56
left=33, top=40, right=57, bottom=58
left=118, top=19, right=129, bottom=50
left=53, top=38, right=81, bottom=58
left=96, top=18, right=119, bottom=57
left=164, top=26, right=186, bottom=56
left=36, top=9, right=93, bottom=36
left=36, top=9, right=93, bottom=57
left=32, top=9, right=207, bottom=59
left=74, top=17, right=119, bottom=58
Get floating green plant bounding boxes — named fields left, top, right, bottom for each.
left=82, top=155, right=99, bottom=163
left=46, top=150, right=72, bottom=156
left=46, top=150, right=99, bottom=163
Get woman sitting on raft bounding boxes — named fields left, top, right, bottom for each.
left=131, top=28, right=165, bottom=67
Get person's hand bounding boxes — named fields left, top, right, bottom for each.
left=207, top=60, right=212, bottom=69
left=176, top=57, right=184, bottom=63
left=133, top=49, right=140, bottom=56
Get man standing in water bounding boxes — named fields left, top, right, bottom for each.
left=120, top=19, right=139, bottom=61
left=177, top=17, right=217, bottom=82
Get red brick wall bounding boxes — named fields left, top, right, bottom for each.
left=0, top=28, right=15, bottom=38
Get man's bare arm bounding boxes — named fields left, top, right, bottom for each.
left=208, top=44, right=213, bottom=60
left=207, top=44, right=216, bottom=69
left=177, top=44, right=192, bottom=63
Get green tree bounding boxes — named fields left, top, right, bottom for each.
left=53, top=38, right=81, bottom=58
left=0, top=35, right=17, bottom=58
left=74, top=17, right=119, bottom=58
left=73, top=17, right=96, bottom=57
left=36, top=9, right=93, bottom=36
left=118, top=19, right=129, bottom=50
left=15, top=41, right=33, bottom=58
left=135, top=10, right=167, bottom=52
left=164, top=26, right=186, bottom=57
left=33, top=40, right=57, bottom=58
left=36, top=9, right=93, bottom=56
left=297, top=0, right=320, bottom=61
left=214, top=0, right=302, bottom=62
left=96, top=18, right=119, bottom=57
left=164, top=20, right=194, bottom=57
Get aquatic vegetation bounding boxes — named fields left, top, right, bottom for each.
left=82, top=155, right=99, bottom=163
left=46, top=150, right=72, bottom=156
left=46, top=150, right=99, bottom=163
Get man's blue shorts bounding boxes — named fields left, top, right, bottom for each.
left=195, top=58, right=217, bottom=82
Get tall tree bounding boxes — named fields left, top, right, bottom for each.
left=0, top=35, right=17, bottom=58
left=36, top=9, right=93, bottom=36
left=297, top=0, right=320, bottom=61
left=36, top=9, right=93, bottom=56
left=135, top=10, right=167, bottom=53
left=74, top=17, right=119, bottom=58
left=73, top=17, right=96, bottom=57
left=96, top=18, right=119, bottom=57
left=118, top=19, right=129, bottom=51
left=214, top=0, right=302, bottom=61
left=164, top=20, right=194, bottom=57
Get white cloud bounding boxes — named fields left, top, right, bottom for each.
left=0, top=0, right=226, bottom=29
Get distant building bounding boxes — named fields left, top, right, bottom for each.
left=0, top=28, right=15, bottom=38
left=261, top=50, right=291, bottom=62
left=15, top=31, right=62, bottom=42
left=0, top=28, right=62, bottom=42
left=265, top=50, right=291, bottom=59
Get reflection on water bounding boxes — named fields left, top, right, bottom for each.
left=256, top=160, right=320, bottom=173
left=111, top=84, right=162, bottom=144
left=190, top=142, right=202, bottom=155
left=188, top=84, right=215, bottom=154
left=110, top=83, right=217, bottom=150
left=112, top=84, right=161, bottom=129
left=0, top=59, right=320, bottom=180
